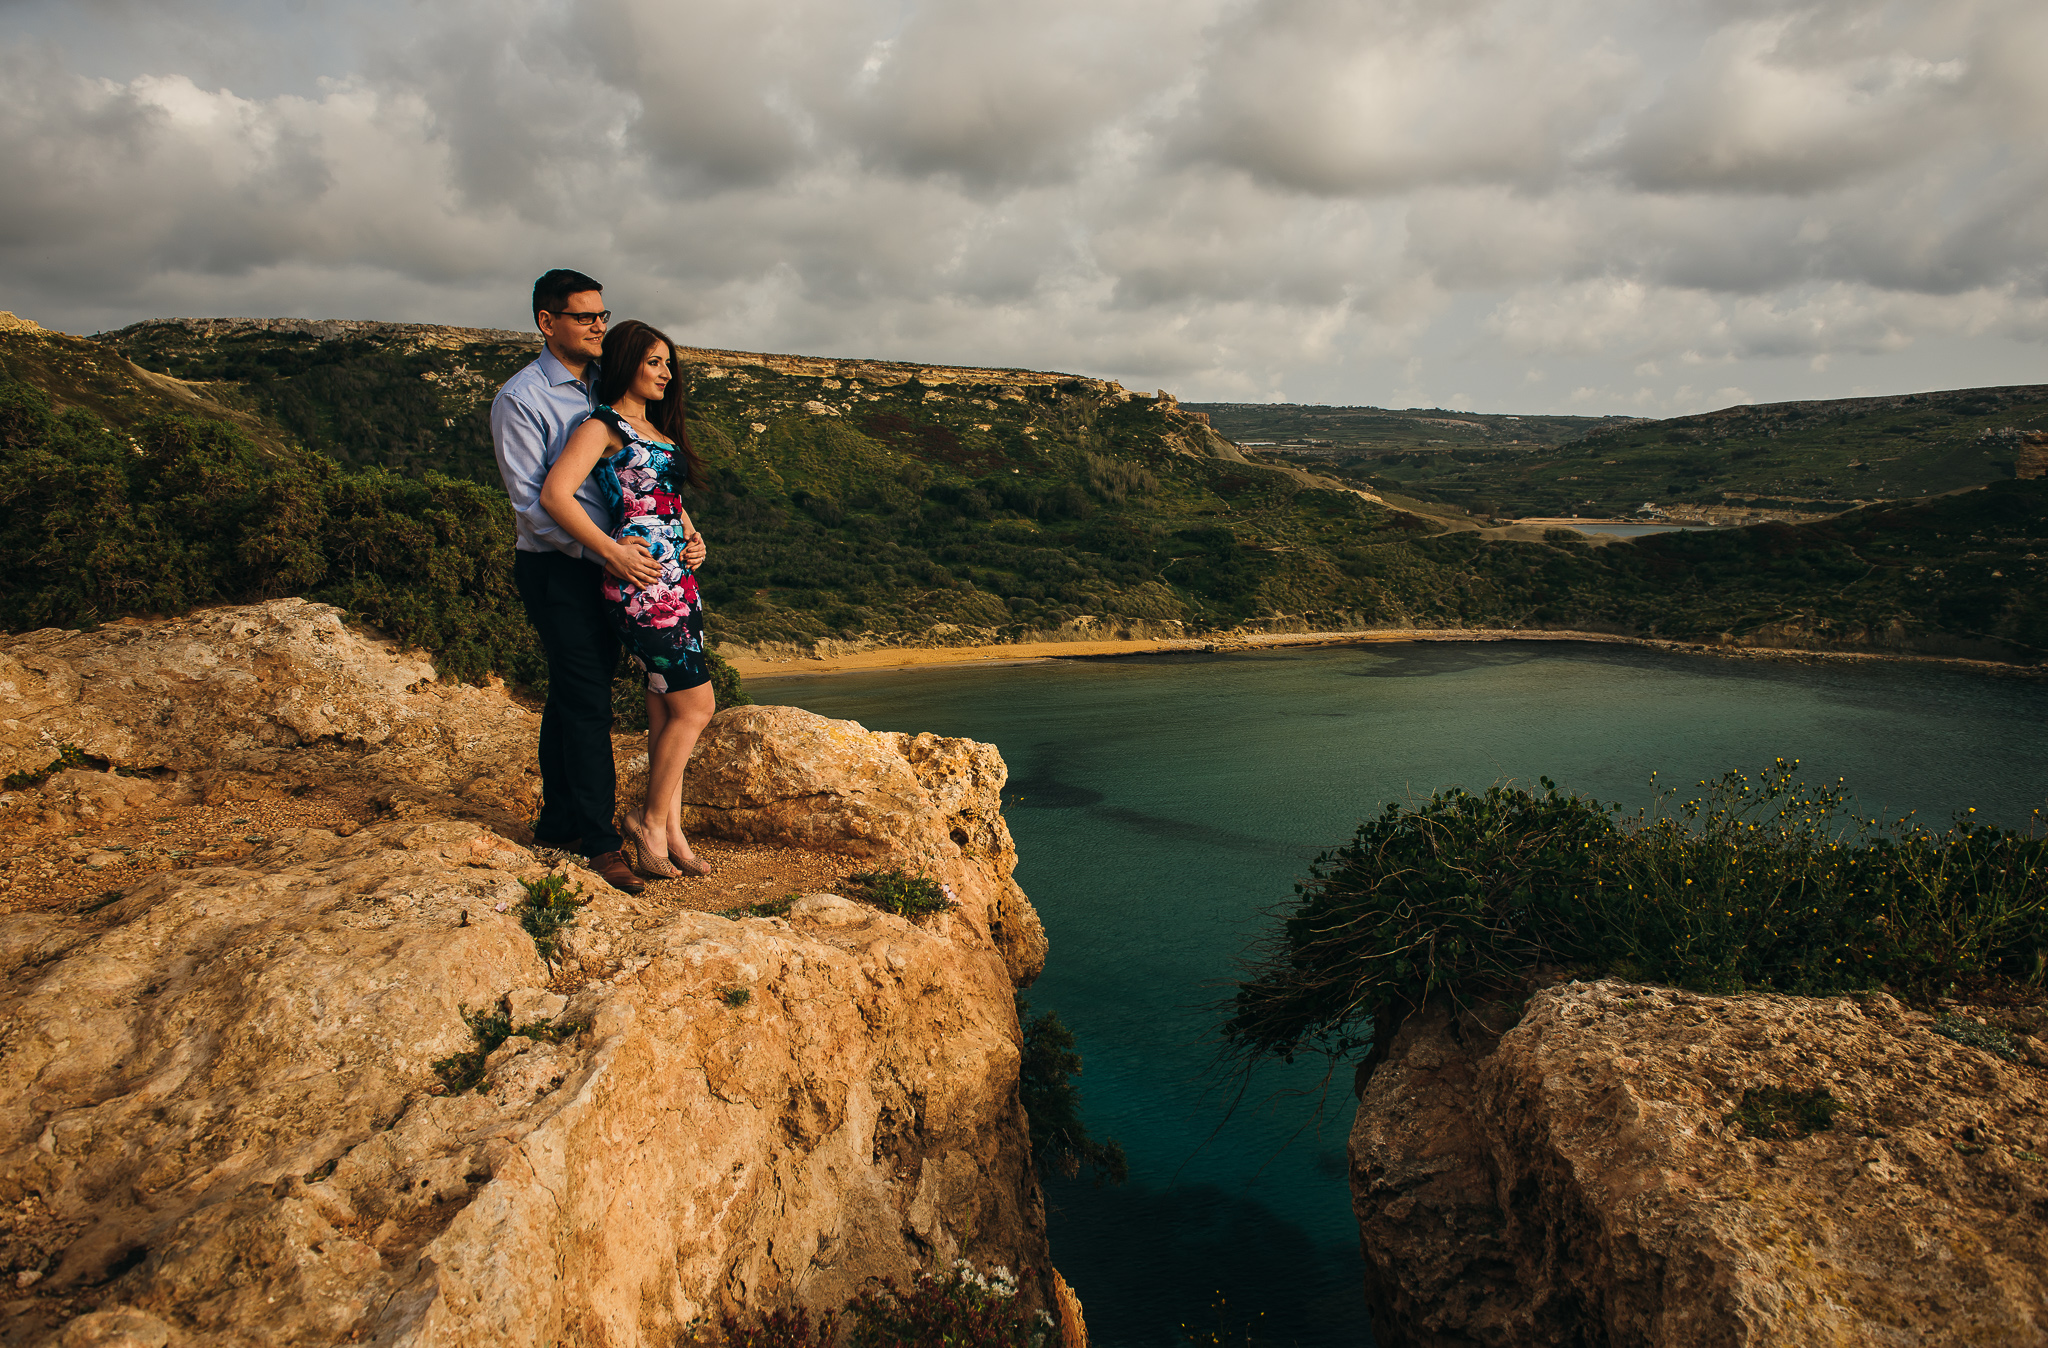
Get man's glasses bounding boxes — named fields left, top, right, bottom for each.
left=551, top=309, right=610, bottom=327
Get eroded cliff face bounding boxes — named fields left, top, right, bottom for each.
left=0, top=602, right=1053, bottom=1346
left=1351, top=981, right=2048, bottom=1347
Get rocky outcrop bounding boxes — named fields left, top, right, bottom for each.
left=101, top=318, right=536, bottom=353
left=1351, top=981, right=2048, bottom=1346
left=676, top=706, right=1044, bottom=985
left=0, top=601, right=536, bottom=790
left=2019, top=432, right=2048, bottom=481
left=0, top=603, right=1054, bottom=1346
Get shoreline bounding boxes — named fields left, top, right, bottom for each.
left=726, top=628, right=2044, bottom=681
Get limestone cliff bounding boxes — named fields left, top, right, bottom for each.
left=0, top=602, right=1054, bottom=1346
left=1350, top=980, right=2048, bottom=1346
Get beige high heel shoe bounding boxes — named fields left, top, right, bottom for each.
left=624, top=809, right=681, bottom=879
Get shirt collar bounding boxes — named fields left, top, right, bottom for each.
left=536, top=346, right=595, bottom=389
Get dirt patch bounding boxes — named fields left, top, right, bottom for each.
left=0, top=791, right=363, bottom=920
left=527, top=840, right=857, bottom=918
left=1, top=776, right=861, bottom=927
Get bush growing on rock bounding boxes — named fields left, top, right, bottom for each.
left=709, top=1263, right=1053, bottom=1348
left=1225, top=760, right=2048, bottom=1075
left=1017, top=999, right=1128, bottom=1186
left=848, top=869, right=957, bottom=919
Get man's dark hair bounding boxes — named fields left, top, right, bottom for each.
left=532, top=269, right=603, bottom=322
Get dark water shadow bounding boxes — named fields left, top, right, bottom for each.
left=1006, top=778, right=1107, bottom=809
left=1005, top=740, right=1111, bottom=809
left=1091, top=805, right=1297, bottom=858
left=1045, top=1174, right=1374, bottom=1348
left=1333, top=644, right=1542, bottom=678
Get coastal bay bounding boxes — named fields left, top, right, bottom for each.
left=764, top=641, right=2048, bottom=1348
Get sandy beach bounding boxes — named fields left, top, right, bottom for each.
left=725, top=627, right=2042, bottom=681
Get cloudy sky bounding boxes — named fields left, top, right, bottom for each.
left=4, top=0, right=2044, bottom=413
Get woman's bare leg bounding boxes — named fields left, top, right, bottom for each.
left=622, top=687, right=685, bottom=877
left=647, top=681, right=715, bottom=866
left=644, top=689, right=668, bottom=772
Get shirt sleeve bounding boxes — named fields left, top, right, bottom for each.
left=490, top=387, right=585, bottom=559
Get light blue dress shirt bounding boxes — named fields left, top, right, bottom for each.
left=490, top=347, right=608, bottom=558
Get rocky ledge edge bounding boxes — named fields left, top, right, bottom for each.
left=1352, top=979, right=2048, bottom=1346
left=0, top=600, right=1065, bottom=1348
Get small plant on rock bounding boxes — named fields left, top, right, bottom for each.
left=704, top=1263, right=1049, bottom=1348
left=849, top=870, right=957, bottom=920
left=431, top=1004, right=514, bottom=1094
left=844, top=1262, right=1052, bottom=1348
left=719, top=895, right=795, bottom=920
left=1727, top=1084, right=1841, bottom=1139
left=1932, top=1014, right=2022, bottom=1061
left=430, top=1001, right=586, bottom=1094
left=517, top=871, right=584, bottom=965
left=3, top=744, right=98, bottom=791
left=714, top=1307, right=836, bottom=1348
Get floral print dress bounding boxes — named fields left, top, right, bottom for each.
left=592, top=405, right=709, bottom=693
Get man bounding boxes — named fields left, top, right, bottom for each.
left=489, top=268, right=656, bottom=893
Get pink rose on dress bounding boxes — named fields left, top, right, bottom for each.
left=641, top=589, right=690, bottom=628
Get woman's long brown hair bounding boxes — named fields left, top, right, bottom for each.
left=597, top=319, right=706, bottom=490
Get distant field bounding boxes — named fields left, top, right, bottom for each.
left=1191, top=388, right=2048, bottom=522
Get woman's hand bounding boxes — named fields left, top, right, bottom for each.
left=606, top=537, right=663, bottom=588
left=682, top=531, right=707, bottom=569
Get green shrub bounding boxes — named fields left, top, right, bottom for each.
left=843, top=1263, right=1052, bottom=1348
left=516, top=872, right=584, bottom=966
left=848, top=870, right=958, bottom=920
left=431, top=999, right=586, bottom=1094
left=1932, top=1014, right=2022, bottom=1061
left=3, top=743, right=99, bottom=791
left=1224, top=761, right=2048, bottom=1073
left=431, top=1004, right=515, bottom=1093
left=0, top=385, right=329, bottom=629
left=1727, top=1085, right=1841, bottom=1139
left=710, top=1263, right=1051, bottom=1348
left=0, top=381, right=753, bottom=711
left=1018, top=998, right=1127, bottom=1185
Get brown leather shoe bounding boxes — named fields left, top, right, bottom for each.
left=585, top=849, right=646, bottom=895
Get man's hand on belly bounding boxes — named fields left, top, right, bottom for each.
left=604, top=536, right=662, bottom=588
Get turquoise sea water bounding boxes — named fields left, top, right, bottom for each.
left=758, top=642, right=2048, bottom=1348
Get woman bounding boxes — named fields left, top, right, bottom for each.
left=540, top=319, right=715, bottom=879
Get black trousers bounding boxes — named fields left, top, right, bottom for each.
left=513, top=549, right=623, bottom=857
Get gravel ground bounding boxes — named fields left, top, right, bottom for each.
left=0, top=781, right=858, bottom=922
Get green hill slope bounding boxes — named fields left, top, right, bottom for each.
left=1194, top=387, right=2048, bottom=522
left=1, top=316, right=2041, bottom=676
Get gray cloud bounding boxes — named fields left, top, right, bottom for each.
left=1, top=0, right=2043, bottom=412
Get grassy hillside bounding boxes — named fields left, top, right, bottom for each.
left=1, top=317, right=2041, bottom=676
left=1190, top=402, right=1625, bottom=456
left=1195, top=387, right=2048, bottom=522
